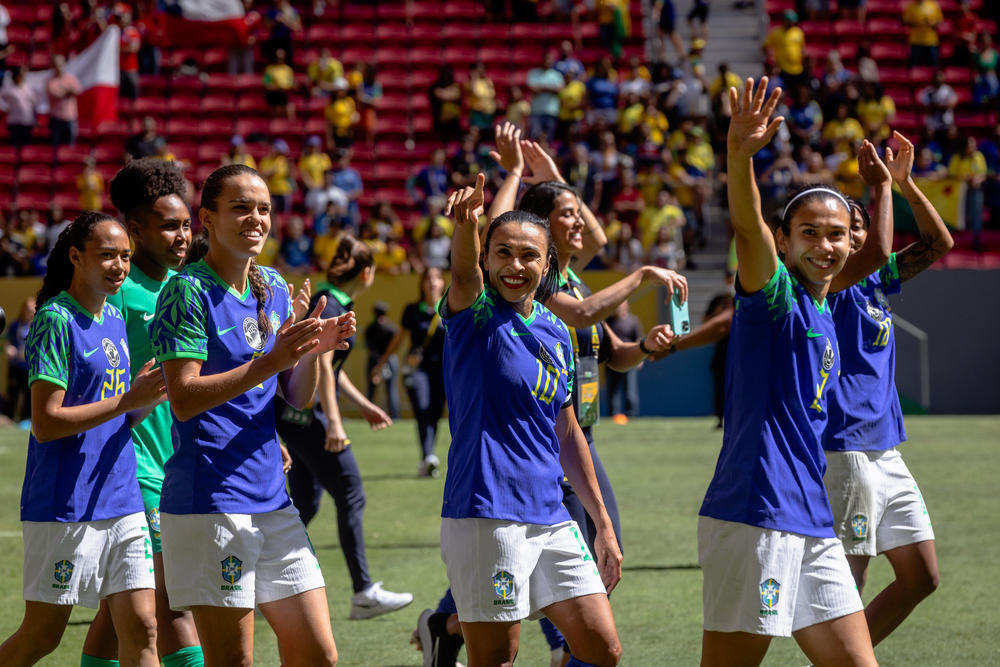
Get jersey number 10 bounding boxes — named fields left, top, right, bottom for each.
left=531, top=359, right=561, bottom=405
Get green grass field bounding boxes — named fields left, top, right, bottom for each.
left=0, top=416, right=996, bottom=666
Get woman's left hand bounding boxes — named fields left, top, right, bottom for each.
left=291, top=278, right=311, bottom=322
left=279, top=443, right=292, bottom=473
left=360, top=403, right=392, bottom=430
left=594, top=526, right=623, bottom=593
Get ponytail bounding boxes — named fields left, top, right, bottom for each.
left=37, top=211, right=122, bottom=307
left=327, top=234, right=374, bottom=286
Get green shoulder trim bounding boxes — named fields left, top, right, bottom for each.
left=156, top=350, right=209, bottom=362
left=28, top=373, right=68, bottom=390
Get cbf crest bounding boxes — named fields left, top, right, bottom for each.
left=101, top=338, right=121, bottom=368
left=865, top=299, right=885, bottom=322
left=270, top=310, right=282, bottom=335
left=873, top=287, right=890, bottom=310
left=492, top=570, right=515, bottom=606
left=54, top=559, right=74, bottom=585
left=759, top=578, right=780, bottom=615
left=822, top=339, right=835, bottom=371
left=221, top=555, right=243, bottom=585
left=851, top=513, right=869, bottom=540
left=243, top=317, right=266, bottom=351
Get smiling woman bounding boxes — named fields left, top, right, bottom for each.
left=435, top=175, right=623, bottom=667
left=0, top=212, right=166, bottom=666
left=148, top=164, right=355, bottom=667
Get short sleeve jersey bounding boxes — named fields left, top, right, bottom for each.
left=106, top=265, right=177, bottom=486
left=151, top=261, right=293, bottom=515
left=21, top=292, right=142, bottom=522
left=401, top=301, right=445, bottom=369
left=439, top=286, right=575, bottom=525
left=700, top=264, right=841, bottom=538
left=556, top=269, right=611, bottom=444
left=825, top=254, right=906, bottom=452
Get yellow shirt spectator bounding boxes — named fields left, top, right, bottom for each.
left=685, top=140, right=715, bottom=174
left=299, top=152, right=332, bottom=189
left=326, top=96, right=357, bottom=132
left=257, top=236, right=280, bottom=267
left=465, top=77, right=497, bottom=115
left=822, top=117, right=865, bottom=154
left=857, top=96, right=896, bottom=141
left=903, top=1, right=943, bottom=47
left=314, top=230, right=344, bottom=268
left=559, top=80, right=586, bottom=122
left=639, top=203, right=684, bottom=248
left=619, top=103, right=645, bottom=134
left=948, top=151, right=987, bottom=179
left=259, top=154, right=293, bottom=196
left=307, top=55, right=343, bottom=88
left=835, top=156, right=863, bottom=200
left=413, top=214, right=454, bottom=242
left=263, top=63, right=294, bottom=90
left=709, top=71, right=743, bottom=98
left=76, top=170, right=104, bottom=211
left=764, top=25, right=806, bottom=76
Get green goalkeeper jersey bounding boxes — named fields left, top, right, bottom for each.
left=107, top=264, right=177, bottom=486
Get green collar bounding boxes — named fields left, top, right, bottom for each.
left=62, top=290, right=104, bottom=323
left=317, top=282, right=352, bottom=307
left=785, top=266, right=828, bottom=313
left=557, top=266, right=582, bottom=288
left=518, top=303, right=538, bottom=326
left=200, top=260, right=252, bottom=300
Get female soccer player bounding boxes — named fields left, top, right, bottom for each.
left=275, top=236, right=412, bottom=620
left=150, top=164, right=354, bottom=667
left=698, top=78, right=890, bottom=666
left=0, top=212, right=166, bottom=667
left=81, top=158, right=202, bottom=667
left=440, top=173, right=622, bottom=667
left=824, top=131, right=952, bottom=646
left=369, top=267, right=448, bottom=477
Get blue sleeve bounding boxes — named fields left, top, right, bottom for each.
left=878, top=253, right=902, bottom=296
left=439, top=286, right=494, bottom=339
left=734, top=263, right=796, bottom=325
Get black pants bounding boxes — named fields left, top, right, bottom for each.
left=404, top=365, right=446, bottom=460
left=560, top=436, right=623, bottom=555
left=275, top=411, right=372, bottom=594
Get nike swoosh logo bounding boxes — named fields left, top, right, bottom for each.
left=217, top=325, right=238, bottom=336
left=806, top=329, right=824, bottom=338
left=509, top=328, right=532, bottom=337
left=82, top=347, right=100, bottom=358
left=142, top=313, right=155, bottom=321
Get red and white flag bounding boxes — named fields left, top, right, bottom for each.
left=162, top=0, right=247, bottom=48
left=0, top=26, right=120, bottom=127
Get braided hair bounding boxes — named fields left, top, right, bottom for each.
left=200, top=164, right=274, bottom=336
left=482, top=210, right=561, bottom=304
left=37, top=212, right=124, bottom=307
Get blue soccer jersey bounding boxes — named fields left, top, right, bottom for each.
left=439, top=286, right=575, bottom=525
left=700, top=264, right=841, bottom=538
left=151, top=260, right=293, bottom=515
left=21, top=292, right=143, bottom=522
left=825, top=253, right=906, bottom=452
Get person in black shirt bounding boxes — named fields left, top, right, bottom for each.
left=371, top=267, right=447, bottom=477
left=364, top=301, right=400, bottom=419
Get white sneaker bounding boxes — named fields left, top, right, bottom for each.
left=349, top=581, right=413, bottom=619
left=418, top=454, right=441, bottom=478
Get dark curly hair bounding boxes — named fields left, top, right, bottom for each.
left=37, top=212, right=126, bottom=307
left=109, top=157, right=188, bottom=222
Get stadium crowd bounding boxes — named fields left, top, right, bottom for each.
left=1, top=0, right=998, bottom=279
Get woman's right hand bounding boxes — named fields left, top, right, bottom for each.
left=641, top=266, right=689, bottom=304
left=488, top=121, right=524, bottom=177
left=727, top=77, right=784, bottom=162
left=267, top=315, right=324, bottom=371
left=126, top=360, right=167, bottom=410
left=325, top=421, right=350, bottom=452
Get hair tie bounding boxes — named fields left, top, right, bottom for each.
left=781, top=187, right=851, bottom=221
